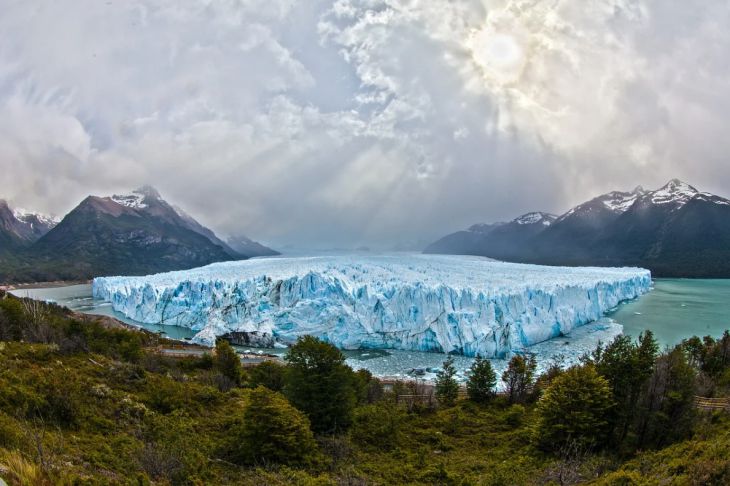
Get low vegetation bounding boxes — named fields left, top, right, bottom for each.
left=0, top=290, right=729, bottom=484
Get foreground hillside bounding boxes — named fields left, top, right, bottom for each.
left=0, top=292, right=729, bottom=485
left=426, top=180, right=730, bottom=277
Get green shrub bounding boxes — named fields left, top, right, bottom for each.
left=248, top=360, right=287, bottom=392
left=229, top=386, right=317, bottom=466
left=0, top=413, right=22, bottom=449
left=215, top=339, right=243, bottom=388
left=351, top=402, right=405, bottom=450
left=504, top=404, right=526, bottom=428
left=534, top=365, right=613, bottom=452
left=0, top=298, right=24, bottom=340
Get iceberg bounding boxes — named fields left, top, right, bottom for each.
left=92, top=254, right=651, bottom=357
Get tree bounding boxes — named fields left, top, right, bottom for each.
left=534, top=365, right=613, bottom=452
left=230, top=386, right=317, bottom=466
left=248, top=360, right=286, bottom=392
left=215, top=339, right=242, bottom=387
left=592, top=332, right=658, bottom=446
left=634, top=347, right=696, bottom=449
left=466, top=355, right=496, bottom=404
left=284, top=336, right=357, bottom=434
left=0, top=297, right=25, bottom=341
left=353, top=368, right=384, bottom=404
left=502, top=354, right=537, bottom=404
left=435, top=356, right=460, bottom=407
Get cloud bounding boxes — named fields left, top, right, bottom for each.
left=1, top=0, right=729, bottom=248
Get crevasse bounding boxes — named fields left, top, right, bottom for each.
left=92, top=254, right=651, bottom=357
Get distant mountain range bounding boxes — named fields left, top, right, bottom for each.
left=424, top=180, right=730, bottom=277
left=226, top=235, right=280, bottom=258
left=0, top=186, right=277, bottom=283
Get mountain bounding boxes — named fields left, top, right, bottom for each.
left=0, top=187, right=246, bottom=282
left=226, top=234, right=280, bottom=258
left=0, top=200, right=58, bottom=249
left=532, top=187, right=647, bottom=263
left=425, top=180, right=730, bottom=277
left=424, top=212, right=556, bottom=260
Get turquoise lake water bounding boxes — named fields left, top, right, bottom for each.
left=609, top=279, right=730, bottom=348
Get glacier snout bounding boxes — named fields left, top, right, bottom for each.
left=92, top=255, right=651, bottom=357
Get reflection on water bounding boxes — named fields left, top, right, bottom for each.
left=11, top=279, right=730, bottom=381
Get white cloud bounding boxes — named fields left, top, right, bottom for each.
left=1, top=0, right=730, bottom=248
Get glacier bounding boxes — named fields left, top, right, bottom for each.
left=92, top=254, right=651, bottom=357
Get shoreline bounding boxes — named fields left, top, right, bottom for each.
left=2, top=280, right=91, bottom=291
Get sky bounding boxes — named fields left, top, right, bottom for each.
left=1, top=0, right=730, bottom=249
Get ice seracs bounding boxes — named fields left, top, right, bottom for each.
left=93, top=254, right=651, bottom=357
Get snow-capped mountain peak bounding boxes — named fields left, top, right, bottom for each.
left=648, top=179, right=698, bottom=206
left=695, top=192, right=730, bottom=206
left=12, top=208, right=60, bottom=227
left=110, top=186, right=162, bottom=209
left=111, top=193, right=147, bottom=209
left=0, top=200, right=59, bottom=242
left=513, top=212, right=557, bottom=226
left=600, top=188, right=645, bottom=213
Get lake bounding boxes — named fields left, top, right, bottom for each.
left=10, top=278, right=729, bottom=381
left=609, top=279, right=730, bottom=348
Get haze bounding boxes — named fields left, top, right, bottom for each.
left=2, top=0, right=729, bottom=249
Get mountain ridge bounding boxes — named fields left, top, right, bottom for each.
left=424, top=179, right=730, bottom=277
left=0, top=187, right=277, bottom=283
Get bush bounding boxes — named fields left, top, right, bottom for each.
left=0, top=413, right=22, bottom=449
left=215, top=339, right=243, bottom=387
left=230, top=386, right=317, bottom=466
left=534, top=365, right=613, bottom=452
left=141, top=411, right=209, bottom=483
left=351, top=402, right=405, bottom=450
left=248, top=360, right=287, bottom=392
left=504, top=404, right=526, bottom=428
left=353, top=368, right=384, bottom=404
left=0, top=297, right=24, bottom=340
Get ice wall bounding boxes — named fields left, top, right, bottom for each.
left=92, top=255, right=651, bottom=357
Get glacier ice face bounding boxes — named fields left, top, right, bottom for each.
left=92, top=254, right=651, bottom=357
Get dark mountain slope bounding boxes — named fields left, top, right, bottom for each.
left=0, top=188, right=243, bottom=282
left=425, top=180, right=730, bottom=277
left=226, top=234, right=280, bottom=258
left=424, top=213, right=556, bottom=260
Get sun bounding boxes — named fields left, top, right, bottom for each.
left=468, top=26, right=527, bottom=86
